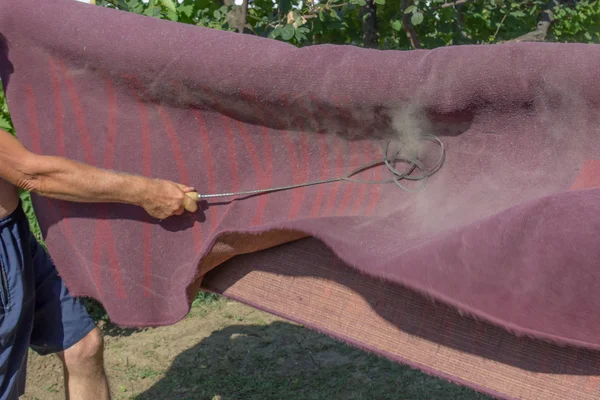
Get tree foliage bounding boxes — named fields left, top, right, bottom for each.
left=0, top=87, right=13, bottom=135
left=95, top=0, right=600, bottom=49
left=0, top=0, right=595, bottom=154
left=2, top=0, right=600, bottom=132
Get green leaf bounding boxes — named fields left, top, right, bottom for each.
left=374, top=0, right=385, bottom=4
left=117, top=0, right=130, bottom=9
left=411, top=11, right=424, bottom=25
left=281, top=24, right=295, bottom=40
left=350, top=0, right=367, bottom=5
left=391, top=20, right=402, bottom=31
left=178, top=5, right=194, bottom=18
left=166, top=9, right=179, bottom=21
left=143, top=6, right=161, bottom=17
left=269, top=25, right=282, bottom=38
left=0, top=115, right=12, bottom=132
left=585, top=31, right=592, bottom=40
left=330, top=9, right=340, bottom=20
left=405, top=5, right=416, bottom=14
left=510, top=10, right=526, bottom=17
left=213, top=9, right=221, bottom=19
left=160, top=0, right=176, bottom=13
left=295, top=28, right=307, bottom=41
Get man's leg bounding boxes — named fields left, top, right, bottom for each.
left=56, top=327, right=110, bottom=400
left=0, top=206, right=38, bottom=400
left=26, top=230, right=110, bottom=400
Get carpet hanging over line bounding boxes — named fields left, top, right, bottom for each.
left=2, top=0, right=600, bottom=398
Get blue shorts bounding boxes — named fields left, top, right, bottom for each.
left=0, top=204, right=96, bottom=400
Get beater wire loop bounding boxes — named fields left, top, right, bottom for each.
left=197, top=134, right=445, bottom=200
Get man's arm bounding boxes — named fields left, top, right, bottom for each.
left=0, top=129, right=198, bottom=219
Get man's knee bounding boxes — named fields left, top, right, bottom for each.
left=61, top=327, right=104, bottom=370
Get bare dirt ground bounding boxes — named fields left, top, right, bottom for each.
left=22, top=298, right=490, bottom=400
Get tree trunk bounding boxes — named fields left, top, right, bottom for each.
left=238, top=0, right=249, bottom=33
left=361, top=0, right=378, bottom=48
left=452, top=3, right=470, bottom=44
left=222, top=0, right=248, bottom=34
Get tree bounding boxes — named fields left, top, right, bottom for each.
left=2, top=0, right=600, bottom=132
left=93, top=0, right=600, bottom=49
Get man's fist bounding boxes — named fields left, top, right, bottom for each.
left=140, top=179, right=198, bottom=220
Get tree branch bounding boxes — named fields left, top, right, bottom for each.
left=512, top=0, right=561, bottom=42
left=492, top=10, right=509, bottom=41
left=437, top=0, right=474, bottom=9
left=401, top=0, right=421, bottom=49
left=302, top=3, right=348, bottom=20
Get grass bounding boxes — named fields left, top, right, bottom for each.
left=20, top=191, right=44, bottom=244
left=119, top=299, right=492, bottom=400
left=126, top=365, right=161, bottom=380
left=20, top=294, right=497, bottom=400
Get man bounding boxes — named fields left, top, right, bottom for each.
left=0, top=127, right=198, bottom=400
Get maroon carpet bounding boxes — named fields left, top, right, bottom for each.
left=2, top=0, right=600, bottom=398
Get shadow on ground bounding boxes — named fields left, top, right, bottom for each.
left=136, top=321, right=490, bottom=400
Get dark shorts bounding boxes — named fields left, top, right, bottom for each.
left=0, top=204, right=96, bottom=400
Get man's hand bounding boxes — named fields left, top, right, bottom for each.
left=140, top=180, right=198, bottom=220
